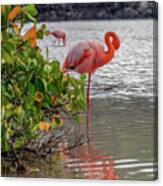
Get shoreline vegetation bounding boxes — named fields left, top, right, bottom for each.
left=36, top=1, right=158, bottom=22
left=1, top=5, right=86, bottom=173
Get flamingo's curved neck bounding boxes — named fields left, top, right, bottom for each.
left=103, top=32, right=120, bottom=64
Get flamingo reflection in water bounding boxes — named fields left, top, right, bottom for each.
left=58, top=126, right=118, bottom=180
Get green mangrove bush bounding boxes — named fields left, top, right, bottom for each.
left=1, top=5, right=86, bottom=153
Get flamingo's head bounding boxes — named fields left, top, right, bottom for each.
left=105, top=32, right=120, bottom=50
left=112, top=33, right=120, bottom=50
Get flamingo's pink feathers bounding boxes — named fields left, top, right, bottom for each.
left=50, top=30, right=65, bottom=39
left=62, top=32, right=120, bottom=130
left=49, top=30, right=66, bottom=46
left=62, top=32, right=120, bottom=74
left=63, top=41, right=104, bottom=74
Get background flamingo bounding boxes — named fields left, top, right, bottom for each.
left=62, top=32, right=120, bottom=132
left=49, top=30, right=66, bottom=46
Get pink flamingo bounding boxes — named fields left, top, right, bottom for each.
left=49, top=30, right=66, bottom=46
left=62, top=32, right=120, bottom=131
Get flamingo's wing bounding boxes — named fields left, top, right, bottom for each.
left=54, top=30, right=62, bottom=37
left=88, top=41, right=104, bottom=53
left=53, top=30, right=65, bottom=38
left=63, top=42, right=91, bottom=70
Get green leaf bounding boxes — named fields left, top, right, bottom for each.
left=51, top=60, right=60, bottom=73
left=41, top=24, right=46, bottom=30
left=35, top=78, right=47, bottom=92
left=25, top=12, right=37, bottom=23
left=80, top=74, right=86, bottom=81
left=46, top=47, right=49, bottom=58
left=25, top=4, right=37, bottom=17
left=15, top=137, right=25, bottom=148
left=75, top=115, right=81, bottom=124
left=47, top=84, right=58, bottom=95
left=37, top=29, right=44, bottom=39
left=28, top=83, right=35, bottom=96
left=1, top=47, right=13, bottom=63
left=1, top=125, right=10, bottom=152
left=5, top=41, right=15, bottom=51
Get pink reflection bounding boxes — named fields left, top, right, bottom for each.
left=59, top=126, right=118, bottom=180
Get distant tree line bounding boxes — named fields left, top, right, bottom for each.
left=36, top=1, right=158, bottom=21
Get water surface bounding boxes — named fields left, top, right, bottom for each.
left=37, top=19, right=156, bottom=99
left=7, top=20, right=157, bottom=180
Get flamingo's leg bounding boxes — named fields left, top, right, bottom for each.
left=86, top=73, right=91, bottom=146
left=86, top=74, right=91, bottom=129
left=62, top=38, right=64, bottom=47
left=56, top=39, right=57, bottom=46
left=62, top=39, right=64, bottom=47
left=53, top=39, right=56, bottom=46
